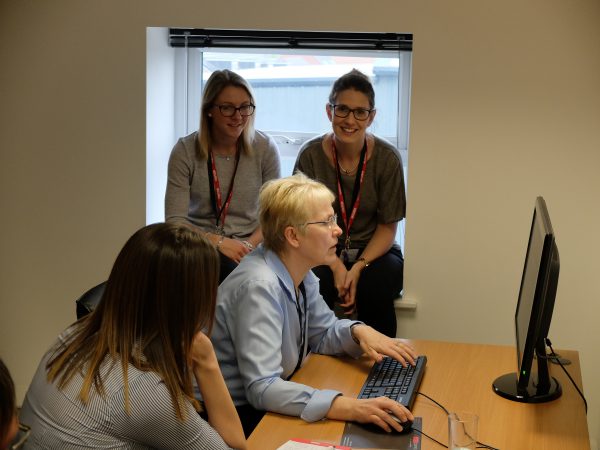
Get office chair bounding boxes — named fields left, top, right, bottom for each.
left=75, top=281, right=106, bottom=319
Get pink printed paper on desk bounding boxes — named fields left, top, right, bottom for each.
left=276, top=438, right=352, bottom=450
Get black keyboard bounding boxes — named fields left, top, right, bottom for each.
left=357, top=355, right=427, bottom=409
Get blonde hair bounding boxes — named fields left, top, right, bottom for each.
left=46, top=223, right=219, bottom=420
left=197, top=69, right=256, bottom=159
left=259, top=173, right=334, bottom=254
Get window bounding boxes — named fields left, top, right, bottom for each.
left=147, top=28, right=412, bottom=250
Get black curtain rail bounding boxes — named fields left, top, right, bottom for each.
left=169, top=29, right=412, bottom=52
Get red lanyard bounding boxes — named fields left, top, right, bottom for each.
left=332, top=138, right=368, bottom=250
left=207, top=149, right=241, bottom=234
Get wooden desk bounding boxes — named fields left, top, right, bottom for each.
left=248, top=340, right=589, bottom=450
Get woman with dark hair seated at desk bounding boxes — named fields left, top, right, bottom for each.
left=211, top=173, right=416, bottom=437
left=20, top=223, right=246, bottom=450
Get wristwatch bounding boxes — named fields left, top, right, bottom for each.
left=350, top=322, right=362, bottom=344
left=356, top=257, right=370, bottom=268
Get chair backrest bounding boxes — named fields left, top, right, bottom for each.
left=75, top=281, right=106, bottom=319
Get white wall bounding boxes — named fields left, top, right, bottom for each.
left=1, top=1, right=599, bottom=447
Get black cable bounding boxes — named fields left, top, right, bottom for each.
left=410, top=427, right=448, bottom=448
left=416, top=392, right=500, bottom=450
left=417, top=392, right=449, bottom=415
left=545, top=338, right=588, bottom=414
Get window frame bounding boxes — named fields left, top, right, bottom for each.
left=147, top=27, right=412, bottom=251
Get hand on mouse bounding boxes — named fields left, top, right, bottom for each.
left=326, top=395, right=414, bottom=433
left=387, top=412, right=413, bottom=433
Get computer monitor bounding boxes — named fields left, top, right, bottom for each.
left=492, top=196, right=562, bottom=403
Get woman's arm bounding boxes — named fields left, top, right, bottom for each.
left=327, top=256, right=351, bottom=311
left=191, top=332, right=247, bottom=450
left=342, top=222, right=398, bottom=306
left=324, top=324, right=417, bottom=433
left=261, top=133, right=281, bottom=181
left=165, top=140, right=195, bottom=222
left=211, top=235, right=251, bottom=263
left=244, top=227, right=263, bottom=248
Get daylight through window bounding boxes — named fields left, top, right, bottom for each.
left=147, top=28, right=412, bottom=250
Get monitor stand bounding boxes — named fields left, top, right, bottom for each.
left=492, top=373, right=562, bottom=403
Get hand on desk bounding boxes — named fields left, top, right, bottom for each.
left=351, top=324, right=417, bottom=366
left=326, top=395, right=414, bottom=433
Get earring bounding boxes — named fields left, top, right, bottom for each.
left=208, top=113, right=212, bottom=117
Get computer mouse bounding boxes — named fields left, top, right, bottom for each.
left=389, top=414, right=413, bottom=434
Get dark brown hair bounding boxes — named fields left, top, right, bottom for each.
left=0, top=359, right=16, bottom=440
left=46, top=223, right=219, bottom=419
left=328, top=69, right=376, bottom=109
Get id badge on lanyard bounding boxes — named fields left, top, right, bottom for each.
left=207, top=149, right=240, bottom=235
left=333, top=138, right=368, bottom=263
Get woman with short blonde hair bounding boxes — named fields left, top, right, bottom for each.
left=259, top=172, right=334, bottom=254
left=211, top=174, right=417, bottom=436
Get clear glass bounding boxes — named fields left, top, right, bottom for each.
left=448, top=411, right=478, bottom=450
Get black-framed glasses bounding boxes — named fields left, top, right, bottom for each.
left=302, top=214, right=338, bottom=230
left=214, top=104, right=255, bottom=117
left=10, top=423, right=31, bottom=450
left=329, top=104, right=373, bottom=121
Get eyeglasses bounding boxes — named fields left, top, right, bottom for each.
left=330, top=104, right=373, bottom=121
left=302, top=214, right=338, bottom=229
left=213, top=104, right=255, bottom=117
left=10, top=423, right=31, bottom=450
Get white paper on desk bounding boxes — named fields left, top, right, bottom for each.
left=276, top=438, right=351, bottom=449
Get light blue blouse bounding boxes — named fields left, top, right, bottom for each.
left=211, top=245, right=363, bottom=422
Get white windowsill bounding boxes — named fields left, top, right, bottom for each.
left=394, top=297, right=418, bottom=311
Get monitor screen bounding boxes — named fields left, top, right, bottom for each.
left=493, top=197, right=561, bottom=403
